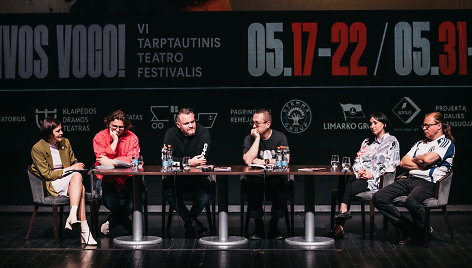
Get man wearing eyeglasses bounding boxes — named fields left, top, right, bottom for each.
left=161, top=108, right=211, bottom=238
left=93, top=110, right=141, bottom=236
left=373, top=112, right=455, bottom=245
left=243, top=109, right=289, bottom=240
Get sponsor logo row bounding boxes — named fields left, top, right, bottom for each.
left=1, top=97, right=470, bottom=133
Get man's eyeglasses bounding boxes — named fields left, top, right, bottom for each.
left=111, top=125, right=125, bottom=129
left=421, top=122, right=439, bottom=129
left=250, top=120, right=267, bottom=126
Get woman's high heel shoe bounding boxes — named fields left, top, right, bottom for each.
left=81, top=229, right=98, bottom=245
left=81, top=221, right=97, bottom=245
left=65, top=215, right=80, bottom=230
left=65, top=206, right=79, bottom=230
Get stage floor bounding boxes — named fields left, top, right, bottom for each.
left=1, top=211, right=471, bottom=267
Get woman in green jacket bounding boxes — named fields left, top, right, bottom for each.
left=31, top=117, right=97, bottom=246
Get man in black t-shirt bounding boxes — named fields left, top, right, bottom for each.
left=162, top=108, right=211, bottom=238
left=243, top=109, right=290, bottom=240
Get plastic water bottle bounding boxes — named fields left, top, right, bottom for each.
left=275, top=147, right=282, bottom=170
left=131, top=146, right=138, bottom=171
left=162, top=146, right=169, bottom=172
left=167, top=145, right=173, bottom=168
left=280, top=146, right=288, bottom=171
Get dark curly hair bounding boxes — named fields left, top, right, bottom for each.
left=104, top=110, right=132, bottom=131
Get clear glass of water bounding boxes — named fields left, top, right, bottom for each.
left=331, top=155, right=340, bottom=169
left=342, top=156, right=351, bottom=170
left=182, top=157, right=190, bottom=171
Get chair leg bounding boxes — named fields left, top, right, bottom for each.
left=442, top=206, right=454, bottom=240
left=52, top=205, right=60, bottom=244
left=26, top=205, right=38, bottom=240
left=89, top=199, right=100, bottom=238
left=212, top=197, right=216, bottom=236
left=290, top=197, right=295, bottom=236
left=59, top=205, right=64, bottom=239
left=383, top=216, right=389, bottom=241
left=205, top=203, right=213, bottom=232
left=360, top=201, right=366, bottom=238
left=369, top=200, right=375, bottom=240
left=424, top=208, right=431, bottom=248
left=94, top=199, right=101, bottom=238
left=244, top=207, right=250, bottom=237
left=89, top=202, right=95, bottom=237
left=143, top=197, right=149, bottom=236
left=284, top=204, right=290, bottom=237
left=394, top=226, right=400, bottom=243
left=162, top=198, right=166, bottom=238
left=330, top=189, right=338, bottom=230
left=240, top=198, right=244, bottom=237
left=167, top=209, right=173, bottom=237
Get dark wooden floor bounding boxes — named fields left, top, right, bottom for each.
left=1, top=211, right=471, bottom=267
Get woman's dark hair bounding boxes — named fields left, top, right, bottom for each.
left=40, top=117, right=61, bottom=142
left=104, top=110, right=132, bottom=131
left=426, top=112, right=455, bottom=143
left=367, top=112, right=391, bottom=144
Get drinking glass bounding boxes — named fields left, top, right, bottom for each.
left=342, top=156, right=351, bottom=170
left=138, top=155, right=144, bottom=168
left=182, top=157, right=191, bottom=171
left=331, top=155, right=340, bottom=169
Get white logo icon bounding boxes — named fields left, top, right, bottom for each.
left=392, top=97, right=421, bottom=123
left=35, top=108, right=57, bottom=128
left=340, top=103, right=365, bottom=121
left=150, top=106, right=217, bottom=130
left=281, top=99, right=312, bottom=134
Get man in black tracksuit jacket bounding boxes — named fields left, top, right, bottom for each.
left=162, top=108, right=211, bottom=238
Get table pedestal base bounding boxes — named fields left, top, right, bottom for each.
left=285, top=236, right=334, bottom=247
left=199, top=236, right=247, bottom=246
left=113, top=236, right=162, bottom=246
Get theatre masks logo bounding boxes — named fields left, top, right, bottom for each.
left=281, top=99, right=312, bottom=134
left=150, top=105, right=217, bottom=130
left=34, top=107, right=95, bottom=132
left=35, top=108, right=57, bottom=128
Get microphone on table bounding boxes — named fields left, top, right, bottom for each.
left=263, top=150, right=272, bottom=166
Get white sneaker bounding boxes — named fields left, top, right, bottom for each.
left=101, top=221, right=110, bottom=235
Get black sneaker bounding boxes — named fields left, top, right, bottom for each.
left=334, top=211, right=352, bottom=221
left=267, top=228, right=284, bottom=240
left=249, top=220, right=265, bottom=240
left=249, top=230, right=265, bottom=240
left=249, top=219, right=265, bottom=240
left=122, top=217, right=133, bottom=235
left=192, top=218, right=209, bottom=238
left=325, top=229, right=344, bottom=239
left=184, top=224, right=197, bottom=239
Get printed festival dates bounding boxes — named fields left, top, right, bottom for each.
left=394, top=21, right=468, bottom=76
left=247, top=21, right=470, bottom=78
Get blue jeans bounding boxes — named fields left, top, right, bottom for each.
left=162, top=175, right=212, bottom=225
